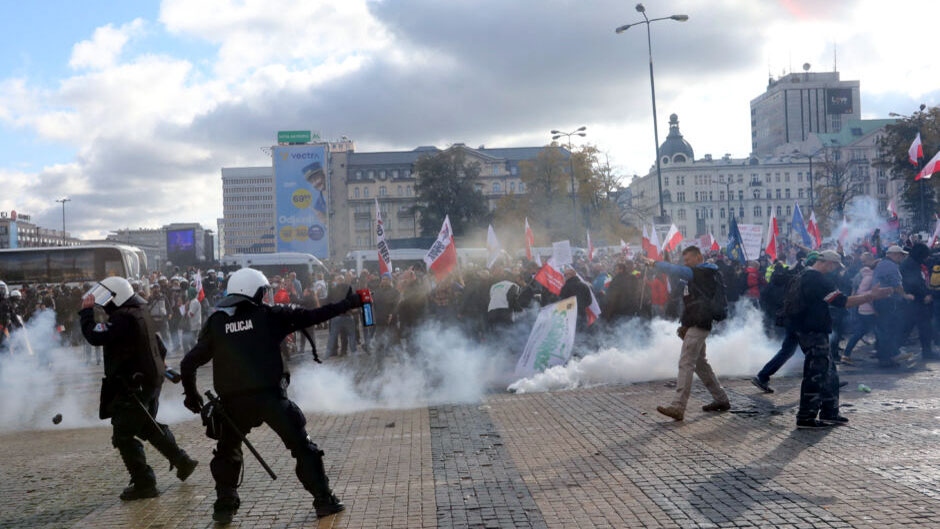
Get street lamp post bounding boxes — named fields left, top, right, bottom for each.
left=616, top=4, right=688, bottom=223
left=550, top=126, right=587, bottom=230
left=55, top=198, right=71, bottom=244
left=792, top=148, right=823, bottom=212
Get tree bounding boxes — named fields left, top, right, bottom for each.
left=813, top=146, right=869, bottom=229
left=413, top=149, right=491, bottom=237
left=877, top=104, right=940, bottom=232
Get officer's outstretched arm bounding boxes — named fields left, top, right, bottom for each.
left=180, top=334, right=212, bottom=413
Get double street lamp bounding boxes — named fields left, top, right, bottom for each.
left=791, top=148, right=824, bottom=212
left=55, top=197, right=71, bottom=242
left=615, top=3, right=688, bottom=222
left=551, top=126, right=587, bottom=228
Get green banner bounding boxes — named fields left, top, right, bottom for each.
left=277, top=130, right=311, bottom=144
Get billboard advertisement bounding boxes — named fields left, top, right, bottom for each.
left=826, top=88, right=853, bottom=115
left=273, top=145, right=329, bottom=257
left=167, top=228, right=197, bottom=267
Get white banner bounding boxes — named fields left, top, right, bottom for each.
left=513, top=296, right=577, bottom=379
left=552, top=240, right=572, bottom=266
left=738, top=223, right=763, bottom=261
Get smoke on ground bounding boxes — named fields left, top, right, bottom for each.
left=0, top=302, right=800, bottom=432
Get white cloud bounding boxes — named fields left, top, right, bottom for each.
left=69, top=19, right=145, bottom=71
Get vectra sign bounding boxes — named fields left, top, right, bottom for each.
left=273, top=145, right=329, bottom=258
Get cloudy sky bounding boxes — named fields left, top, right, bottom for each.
left=1, top=0, right=938, bottom=241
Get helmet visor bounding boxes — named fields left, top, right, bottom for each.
left=85, top=283, right=116, bottom=306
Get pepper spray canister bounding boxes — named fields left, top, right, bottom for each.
left=356, top=289, right=374, bottom=327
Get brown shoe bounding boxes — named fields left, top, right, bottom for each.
left=656, top=405, right=684, bottom=421
left=702, top=400, right=731, bottom=412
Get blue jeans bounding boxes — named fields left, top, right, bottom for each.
left=843, top=313, right=876, bottom=358
left=326, top=315, right=356, bottom=357
left=756, top=328, right=800, bottom=383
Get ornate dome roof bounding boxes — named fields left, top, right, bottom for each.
left=659, top=114, right=694, bottom=164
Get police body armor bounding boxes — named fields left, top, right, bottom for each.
left=100, top=305, right=165, bottom=419
left=207, top=304, right=286, bottom=399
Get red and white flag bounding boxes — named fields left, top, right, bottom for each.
left=929, top=216, right=940, bottom=248
left=524, top=217, right=540, bottom=265
left=620, top=239, right=632, bottom=258
left=375, top=198, right=393, bottom=276
left=910, top=133, right=923, bottom=166
left=887, top=198, right=898, bottom=219
left=576, top=273, right=602, bottom=326
left=533, top=258, right=565, bottom=296
left=838, top=216, right=850, bottom=247
left=709, top=233, right=720, bottom=252
left=193, top=270, right=205, bottom=302
left=423, top=215, right=458, bottom=280
left=486, top=224, right=501, bottom=269
left=648, top=224, right=662, bottom=260
left=661, top=224, right=682, bottom=254
left=916, top=150, right=940, bottom=181
left=806, top=211, right=822, bottom=249
left=765, top=212, right=779, bottom=261
left=586, top=230, right=594, bottom=261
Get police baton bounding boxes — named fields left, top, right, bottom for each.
left=204, top=390, right=277, bottom=480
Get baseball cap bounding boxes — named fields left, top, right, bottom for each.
left=886, top=245, right=908, bottom=255
left=817, top=250, right=844, bottom=267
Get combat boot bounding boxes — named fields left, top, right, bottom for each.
left=213, top=497, right=240, bottom=525
left=172, top=452, right=199, bottom=481
left=119, top=479, right=159, bottom=501
left=313, top=493, right=345, bottom=518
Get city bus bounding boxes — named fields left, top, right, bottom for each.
left=0, top=244, right=145, bottom=287
left=219, top=252, right=329, bottom=283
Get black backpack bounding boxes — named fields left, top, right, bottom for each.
left=775, top=272, right=805, bottom=328
left=690, top=268, right=729, bottom=322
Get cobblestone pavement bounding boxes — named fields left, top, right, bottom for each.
left=3, top=341, right=940, bottom=528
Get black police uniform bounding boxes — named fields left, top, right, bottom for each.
left=180, top=289, right=361, bottom=521
left=79, top=295, right=197, bottom=500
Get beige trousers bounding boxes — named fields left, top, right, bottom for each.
left=671, top=326, right=728, bottom=410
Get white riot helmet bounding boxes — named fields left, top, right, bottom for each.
left=10, top=289, right=21, bottom=300
left=86, top=276, right=135, bottom=307
left=219, top=268, right=270, bottom=307
left=0, top=281, right=7, bottom=299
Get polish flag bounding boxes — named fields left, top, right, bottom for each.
left=709, top=233, right=720, bottom=252
left=661, top=224, right=682, bottom=254
left=620, top=239, right=632, bottom=258
left=916, top=150, right=940, bottom=181
left=533, top=258, right=565, bottom=295
left=806, top=211, right=822, bottom=249
left=887, top=198, right=898, bottom=219
left=838, top=216, right=850, bottom=247
left=765, top=213, right=779, bottom=261
left=587, top=230, right=595, bottom=261
left=375, top=198, right=393, bottom=276
left=910, top=133, right=923, bottom=166
left=524, top=217, right=540, bottom=265
left=928, top=216, right=940, bottom=248
left=486, top=224, right=502, bottom=269
left=423, top=215, right=458, bottom=280
left=648, top=224, right=662, bottom=260
left=193, top=270, right=205, bottom=302
left=576, top=272, right=602, bottom=326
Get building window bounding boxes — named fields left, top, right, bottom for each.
left=720, top=208, right=725, bottom=218
left=367, top=170, right=375, bottom=179
left=776, top=189, right=781, bottom=199
left=799, top=188, right=804, bottom=199
left=392, top=169, right=399, bottom=178
left=355, top=170, right=363, bottom=179
left=519, top=182, right=525, bottom=193
left=776, top=206, right=782, bottom=217
left=785, top=188, right=791, bottom=199
left=877, top=181, right=887, bottom=195
left=510, top=182, right=516, bottom=192
left=738, top=190, right=744, bottom=201
left=493, top=182, right=501, bottom=193
left=407, top=186, right=413, bottom=196
left=398, top=185, right=403, bottom=196
left=753, top=190, right=760, bottom=199
left=379, top=186, right=387, bottom=196
left=754, top=206, right=761, bottom=217
left=786, top=205, right=791, bottom=217
left=354, top=187, right=360, bottom=198
left=784, top=173, right=790, bottom=183
left=664, top=176, right=669, bottom=186
left=798, top=172, right=803, bottom=182
left=739, top=207, right=744, bottom=218
left=364, top=187, right=370, bottom=198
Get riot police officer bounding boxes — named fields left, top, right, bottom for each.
left=79, top=276, right=198, bottom=500
left=180, top=268, right=362, bottom=524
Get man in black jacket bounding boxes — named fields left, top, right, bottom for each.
left=900, top=243, right=935, bottom=359
left=79, top=276, right=198, bottom=501
left=180, top=268, right=362, bottom=524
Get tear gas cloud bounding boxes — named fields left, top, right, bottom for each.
left=0, top=303, right=796, bottom=433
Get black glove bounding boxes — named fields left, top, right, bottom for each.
left=183, top=392, right=204, bottom=414
left=344, top=287, right=363, bottom=309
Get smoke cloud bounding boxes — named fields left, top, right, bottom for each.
left=1, top=302, right=800, bottom=433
